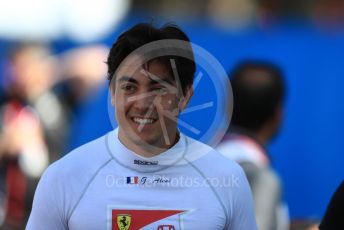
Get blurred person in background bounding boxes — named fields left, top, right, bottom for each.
left=217, top=60, right=289, bottom=230
left=53, top=45, right=110, bottom=151
left=311, top=0, right=344, bottom=29
left=0, top=43, right=68, bottom=229
left=56, top=45, right=109, bottom=112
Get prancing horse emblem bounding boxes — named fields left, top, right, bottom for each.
left=117, top=214, right=131, bottom=230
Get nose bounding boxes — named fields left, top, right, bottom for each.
left=131, top=91, right=156, bottom=111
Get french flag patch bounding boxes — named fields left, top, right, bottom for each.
left=127, top=176, right=139, bottom=184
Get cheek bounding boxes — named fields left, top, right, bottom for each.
left=113, top=93, right=131, bottom=114
left=156, top=95, right=180, bottom=113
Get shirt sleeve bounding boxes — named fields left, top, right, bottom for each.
left=26, top=166, right=67, bottom=230
left=228, top=166, right=257, bottom=230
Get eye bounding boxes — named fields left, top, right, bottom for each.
left=152, top=87, right=168, bottom=95
left=120, top=84, right=136, bottom=93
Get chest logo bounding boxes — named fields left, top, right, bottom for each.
left=112, top=209, right=184, bottom=230
left=117, top=214, right=131, bottom=230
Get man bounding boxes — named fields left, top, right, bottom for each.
left=27, top=23, right=257, bottom=229
left=217, top=60, right=289, bottom=230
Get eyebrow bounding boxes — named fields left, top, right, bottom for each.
left=118, top=74, right=179, bottom=95
left=117, top=76, right=138, bottom=84
left=142, top=70, right=178, bottom=93
left=117, top=74, right=176, bottom=86
left=150, top=76, right=175, bottom=86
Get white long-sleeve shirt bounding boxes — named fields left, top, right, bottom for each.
left=27, top=129, right=257, bottom=230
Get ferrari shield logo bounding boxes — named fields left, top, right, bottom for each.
left=117, top=214, right=131, bottom=230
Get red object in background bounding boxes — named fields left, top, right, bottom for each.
left=2, top=100, right=29, bottom=227
left=5, top=159, right=27, bottom=227
left=3, top=100, right=22, bottom=124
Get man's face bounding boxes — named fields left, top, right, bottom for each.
left=111, top=58, right=192, bottom=151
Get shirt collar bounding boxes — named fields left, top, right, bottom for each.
left=106, top=128, right=188, bottom=173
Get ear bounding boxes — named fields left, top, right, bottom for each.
left=179, top=86, right=193, bottom=111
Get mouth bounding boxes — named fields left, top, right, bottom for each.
left=131, top=117, right=158, bottom=125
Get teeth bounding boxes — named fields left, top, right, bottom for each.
left=133, top=117, right=155, bottom=124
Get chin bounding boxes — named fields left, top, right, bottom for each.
left=133, top=133, right=161, bottom=146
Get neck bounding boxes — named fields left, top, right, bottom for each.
left=118, top=129, right=180, bottom=158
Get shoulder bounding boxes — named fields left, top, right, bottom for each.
left=36, top=132, right=113, bottom=217
left=216, top=137, right=268, bottom=167
left=49, top=132, right=112, bottom=174
left=182, top=136, right=257, bottom=228
left=41, top=132, right=113, bottom=192
left=183, top=135, right=245, bottom=178
left=240, top=161, right=281, bottom=191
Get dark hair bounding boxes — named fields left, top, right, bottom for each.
left=106, top=23, right=195, bottom=94
left=230, top=60, right=285, bottom=132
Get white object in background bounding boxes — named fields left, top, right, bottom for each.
left=0, top=0, right=131, bottom=42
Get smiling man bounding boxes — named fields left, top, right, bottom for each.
left=26, top=23, right=257, bottom=230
